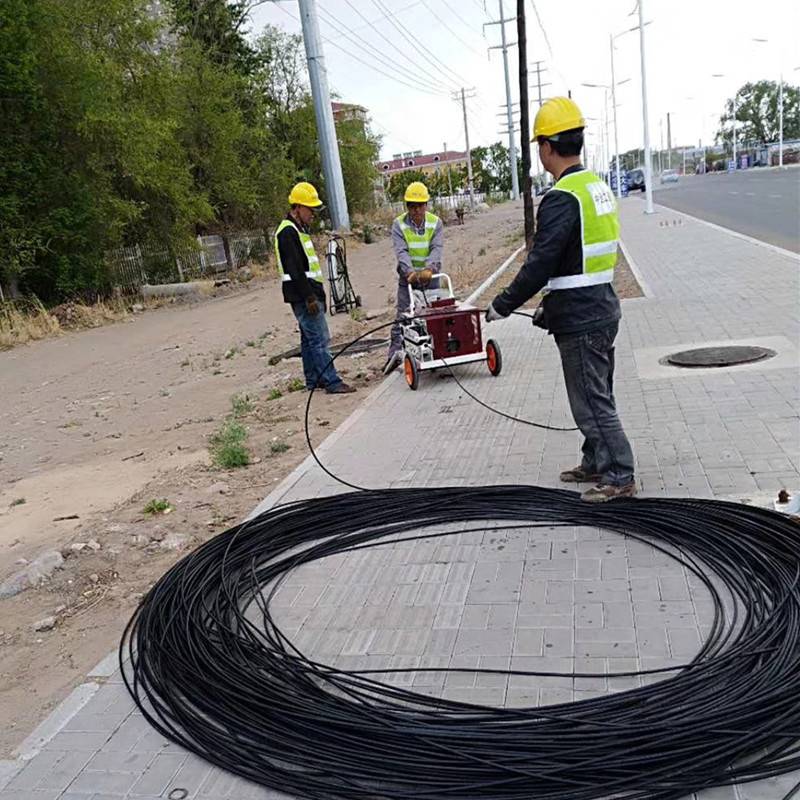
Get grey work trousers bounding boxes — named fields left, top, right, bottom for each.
left=555, top=321, right=635, bottom=486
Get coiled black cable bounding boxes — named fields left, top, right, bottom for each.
left=122, top=307, right=800, bottom=800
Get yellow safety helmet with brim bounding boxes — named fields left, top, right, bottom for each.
left=288, top=181, right=323, bottom=208
left=404, top=181, right=430, bottom=204
left=533, top=97, right=586, bottom=140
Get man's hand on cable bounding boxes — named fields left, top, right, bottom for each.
left=531, top=305, right=547, bottom=329
left=305, top=295, right=319, bottom=316
left=485, top=302, right=506, bottom=323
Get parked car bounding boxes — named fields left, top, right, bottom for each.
left=660, top=169, right=679, bottom=184
left=627, top=167, right=646, bottom=192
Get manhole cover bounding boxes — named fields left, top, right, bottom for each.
left=665, top=345, right=776, bottom=368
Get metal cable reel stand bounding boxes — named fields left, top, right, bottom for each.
left=325, top=234, right=361, bottom=315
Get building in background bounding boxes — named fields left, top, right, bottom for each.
left=377, top=149, right=468, bottom=179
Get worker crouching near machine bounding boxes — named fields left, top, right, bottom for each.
left=383, top=181, right=444, bottom=375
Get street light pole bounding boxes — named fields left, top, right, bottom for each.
left=779, top=73, right=784, bottom=167
left=637, top=0, right=654, bottom=213
left=610, top=34, right=622, bottom=197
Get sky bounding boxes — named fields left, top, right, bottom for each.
left=250, top=0, right=800, bottom=165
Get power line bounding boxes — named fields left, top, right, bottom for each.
left=272, top=3, right=446, bottom=98
left=318, top=4, right=449, bottom=96
left=349, top=0, right=423, bottom=34
left=371, top=0, right=471, bottom=89
left=420, top=0, right=484, bottom=56
left=339, top=0, right=460, bottom=94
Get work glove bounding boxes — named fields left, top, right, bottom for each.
left=531, top=306, right=547, bottom=330
left=305, top=295, right=320, bottom=316
left=485, top=302, right=505, bottom=323
left=417, top=268, right=433, bottom=287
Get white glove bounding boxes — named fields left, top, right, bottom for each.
left=485, top=303, right=505, bottom=323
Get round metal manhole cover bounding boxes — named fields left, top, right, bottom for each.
left=664, top=345, right=776, bottom=368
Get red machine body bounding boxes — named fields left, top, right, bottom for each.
left=419, top=298, right=483, bottom=360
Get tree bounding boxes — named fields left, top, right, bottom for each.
left=716, top=80, right=800, bottom=147
left=385, top=170, right=429, bottom=203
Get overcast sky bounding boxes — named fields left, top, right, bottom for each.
left=251, top=0, right=799, bottom=163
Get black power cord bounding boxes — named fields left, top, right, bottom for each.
left=121, top=303, right=800, bottom=800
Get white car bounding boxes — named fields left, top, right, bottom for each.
left=660, top=169, right=679, bottom=184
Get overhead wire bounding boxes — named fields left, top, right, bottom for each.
left=420, top=0, right=485, bottom=57
left=272, top=3, right=447, bottom=98
left=330, top=0, right=459, bottom=96
left=370, top=0, right=473, bottom=90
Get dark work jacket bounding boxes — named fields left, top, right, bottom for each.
left=491, top=164, right=621, bottom=335
left=276, top=214, right=326, bottom=305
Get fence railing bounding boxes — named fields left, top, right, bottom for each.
left=107, top=232, right=268, bottom=291
left=386, top=191, right=508, bottom=217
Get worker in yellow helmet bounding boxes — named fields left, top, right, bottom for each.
left=383, top=180, right=444, bottom=375
left=485, top=97, right=635, bottom=503
left=274, top=182, right=355, bottom=394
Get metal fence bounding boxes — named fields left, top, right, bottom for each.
left=107, top=232, right=268, bottom=291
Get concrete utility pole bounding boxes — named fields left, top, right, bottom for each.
left=667, top=111, right=672, bottom=170
left=452, top=89, right=476, bottom=208
left=610, top=35, right=622, bottom=197
left=499, top=1, right=520, bottom=200
left=486, top=2, right=520, bottom=200
left=297, top=0, right=350, bottom=230
left=517, top=0, right=534, bottom=248
left=531, top=60, right=550, bottom=187
left=637, top=0, right=654, bottom=213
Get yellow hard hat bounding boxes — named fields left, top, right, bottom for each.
left=288, top=181, right=323, bottom=208
left=404, top=181, right=430, bottom=203
left=533, top=97, right=586, bottom=139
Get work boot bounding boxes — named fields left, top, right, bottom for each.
left=326, top=382, right=356, bottom=395
left=382, top=351, right=403, bottom=376
left=581, top=482, right=637, bottom=503
left=559, top=465, right=603, bottom=483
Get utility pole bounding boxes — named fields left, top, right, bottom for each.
left=486, top=2, right=520, bottom=200
left=516, top=0, right=534, bottom=248
left=531, top=60, right=550, bottom=190
left=779, top=74, right=784, bottom=167
left=637, top=0, right=654, bottom=213
left=297, top=0, right=350, bottom=230
left=667, top=112, right=672, bottom=170
left=610, top=35, right=622, bottom=197
left=444, top=141, right=453, bottom=199
left=452, top=89, right=476, bottom=208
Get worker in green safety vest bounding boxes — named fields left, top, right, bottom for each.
left=486, top=97, right=635, bottom=503
left=383, top=180, right=444, bottom=375
left=274, top=182, right=355, bottom=394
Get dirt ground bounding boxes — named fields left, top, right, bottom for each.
left=0, top=198, right=643, bottom=756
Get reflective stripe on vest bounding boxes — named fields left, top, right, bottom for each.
left=546, top=169, right=619, bottom=291
left=274, top=219, right=323, bottom=283
left=397, top=212, right=439, bottom=270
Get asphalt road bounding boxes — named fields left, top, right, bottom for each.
left=643, top=168, right=800, bottom=253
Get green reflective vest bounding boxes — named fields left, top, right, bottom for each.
left=396, top=212, right=439, bottom=271
left=547, top=169, right=619, bottom=290
left=274, top=219, right=323, bottom=284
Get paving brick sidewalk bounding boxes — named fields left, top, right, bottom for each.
left=2, top=201, right=798, bottom=799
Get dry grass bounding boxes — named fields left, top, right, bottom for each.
left=0, top=298, right=61, bottom=349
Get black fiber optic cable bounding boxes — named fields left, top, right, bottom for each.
left=122, top=308, right=800, bottom=800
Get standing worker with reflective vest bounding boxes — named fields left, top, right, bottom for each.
left=485, top=97, right=636, bottom=503
left=383, top=181, right=444, bottom=375
left=274, top=182, right=355, bottom=394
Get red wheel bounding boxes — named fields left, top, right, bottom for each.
left=404, top=354, right=420, bottom=390
left=486, top=339, right=502, bottom=376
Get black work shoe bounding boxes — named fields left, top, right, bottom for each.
left=559, top=465, right=603, bottom=483
left=326, top=382, right=356, bottom=395
left=581, top=482, right=637, bottom=503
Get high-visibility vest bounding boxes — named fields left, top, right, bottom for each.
left=547, top=169, right=618, bottom=290
left=396, top=212, right=439, bottom=271
left=274, top=219, right=323, bottom=284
